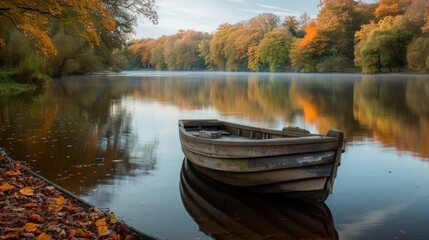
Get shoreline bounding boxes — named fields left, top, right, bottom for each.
left=0, top=150, right=156, bottom=240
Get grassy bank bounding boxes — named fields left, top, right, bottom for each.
left=0, top=71, right=45, bottom=94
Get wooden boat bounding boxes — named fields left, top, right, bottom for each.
left=180, top=159, right=338, bottom=239
left=178, top=119, right=346, bottom=202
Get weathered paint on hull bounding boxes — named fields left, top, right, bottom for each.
left=178, top=119, right=346, bottom=201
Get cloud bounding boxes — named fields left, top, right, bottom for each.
left=256, top=4, right=300, bottom=14
left=338, top=203, right=409, bottom=240
left=238, top=8, right=298, bottom=17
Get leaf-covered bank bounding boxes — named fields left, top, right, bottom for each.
left=0, top=151, right=154, bottom=240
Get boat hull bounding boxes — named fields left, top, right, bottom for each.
left=179, top=119, right=345, bottom=202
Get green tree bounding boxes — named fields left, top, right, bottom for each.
left=354, top=16, right=412, bottom=73
left=208, top=13, right=280, bottom=71
left=254, top=28, right=293, bottom=72
left=407, top=36, right=429, bottom=72
left=150, top=36, right=168, bottom=70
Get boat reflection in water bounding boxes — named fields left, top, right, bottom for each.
left=180, top=159, right=338, bottom=240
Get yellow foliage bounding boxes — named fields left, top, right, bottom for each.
left=95, top=219, right=110, bottom=236
left=0, top=0, right=117, bottom=56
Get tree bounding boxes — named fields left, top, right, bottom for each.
left=0, top=0, right=157, bottom=56
left=354, top=21, right=380, bottom=73
left=198, top=39, right=211, bottom=69
left=422, top=0, right=429, bottom=32
left=375, top=0, right=412, bottom=19
left=407, top=36, right=429, bottom=72
left=290, top=20, right=328, bottom=72
left=291, top=0, right=375, bottom=72
left=150, top=36, right=167, bottom=70
left=354, top=16, right=412, bottom=73
left=164, top=30, right=210, bottom=70
left=254, top=28, right=293, bottom=72
left=208, top=23, right=236, bottom=70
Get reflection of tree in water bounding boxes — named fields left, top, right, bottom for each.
left=288, top=75, right=361, bottom=138
left=129, top=137, right=159, bottom=173
left=0, top=75, right=159, bottom=197
left=136, top=73, right=429, bottom=160
left=353, top=76, right=429, bottom=159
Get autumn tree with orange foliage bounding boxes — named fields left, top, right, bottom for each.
left=0, top=0, right=157, bottom=57
left=0, top=0, right=115, bottom=57
left=290, top=0, right=375, bottom=72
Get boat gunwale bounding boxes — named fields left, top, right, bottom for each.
left=179, top=119, right=340, bottom=146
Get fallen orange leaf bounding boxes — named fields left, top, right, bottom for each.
left=0, top=183, right=13, bottom=192
left=36, top=232, right=53, bottom=240
left=6, top=170, right=21, bottom=176
left=4, top=231, right=19, bottom=238
left=20, top=187, right=34, bottom=196
left=56, top=196, right=65, bottom=205
left=25, top=222, right=38, bottom=232
left=29, top=213, right=45, bottom=223
left=48, top=204, right=62, bottom=211
left=95, top=219, right=110, bottom=236
left=22, top=202, right=39, bottom=207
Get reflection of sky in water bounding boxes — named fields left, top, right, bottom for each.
left=331, top=142, right=429, bottom=239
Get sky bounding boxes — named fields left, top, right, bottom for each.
left=134, top=0, right=321, bottom=39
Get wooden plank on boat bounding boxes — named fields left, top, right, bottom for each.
left=182, top=148, right=336, bottom=172
left=191, top=162, right=333, bottom=186
left=180, top=136, right=340, bottom=158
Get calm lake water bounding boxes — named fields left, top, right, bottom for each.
left=0, top=71, right=428, bottom=239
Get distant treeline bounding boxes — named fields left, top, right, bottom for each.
left=128, top=0, right=429, bottom=73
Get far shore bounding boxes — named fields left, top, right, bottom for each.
left=0, top=68, right=427, bottom=95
